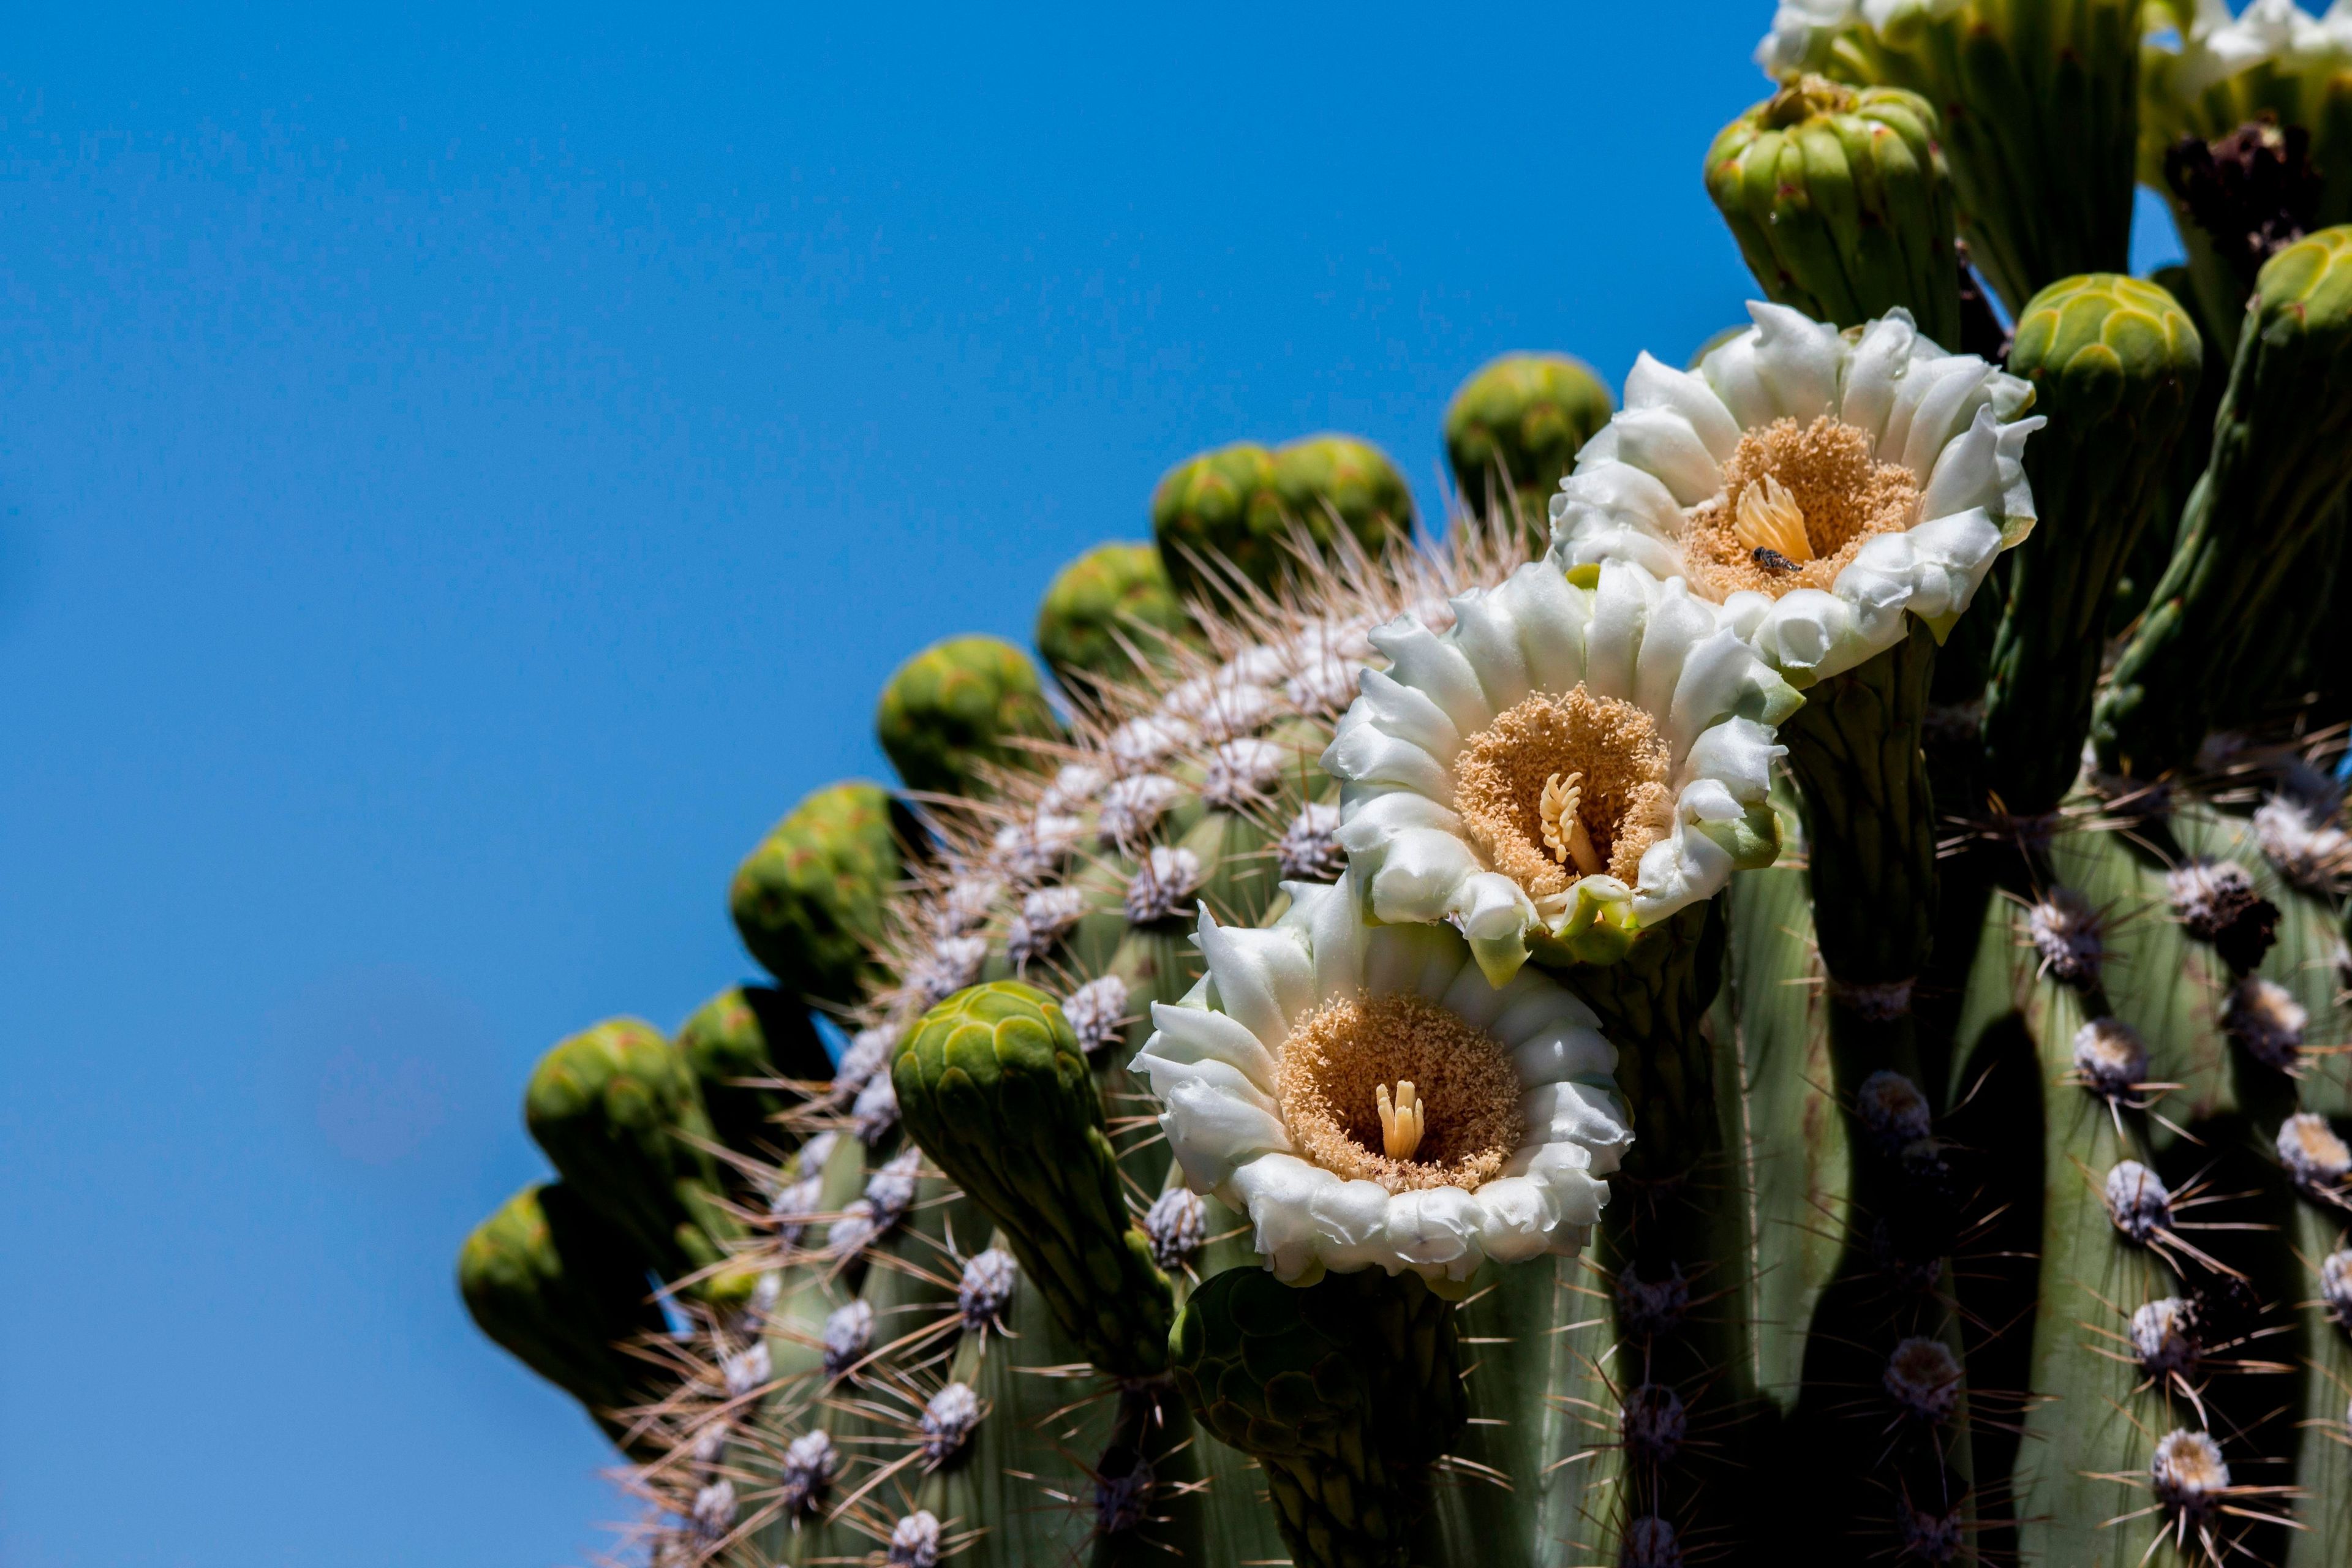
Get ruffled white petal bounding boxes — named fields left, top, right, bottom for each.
left=1548, top=302, right=2041, bottom=683
left=1327, top=557, right=1795, bottom=982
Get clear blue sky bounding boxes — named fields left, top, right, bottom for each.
left=0, top=5, right=2186, bottom=1564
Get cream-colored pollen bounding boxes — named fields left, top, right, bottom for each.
left=1683, top=415, right=1920, bottom=601
left=1275, top=993, right=1524, bottom=1195
left=1454, top=686, right=1673, bottom=902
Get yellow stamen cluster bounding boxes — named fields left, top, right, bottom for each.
left=1539, top=771, right=1605, bottom=876
left=1376, top=1080, right=1425, bottom=1161
left=1733, top=473, right=1815, bottom=565
left=1454, top=686, right=1673, bottom=903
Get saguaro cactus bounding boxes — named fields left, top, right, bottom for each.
left=460, top=9, right=2352, bottom=1566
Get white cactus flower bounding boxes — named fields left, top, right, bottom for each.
left=1321, top=557, right=1798, bottom=985
left=1130, top=873, right=1632, bottom=1286
left=1754, top=1, right=1966, bottom=77
left=1548, top=304, right=2040, bottom=687
left=2159, top=0, right=2352, bottom=102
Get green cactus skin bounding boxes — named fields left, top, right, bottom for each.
left=523, top=1017, right=741, bottom=1284
left=1706, top=75, right=1961, bottom=346
left=875, top=635, right=1063, bottom=801
left=729, top=780, right=902, bottom=1010
left=458, top=1182, right=669, bottom=1449
left=1152, top=436, right=1412, bottom=600
left=890, top=981, right=1174, bottom=1381
left=1441, top=353, right=1613, bottom=540
left=2095, top=227, right=2352, bottom=783
left=1169, top=1265, right=1466, bottom=1568
left=1033, top=541, right=1195, bottom=693
left=1983, top=274, right=2204, bottom=819
left=673, top=985, right=832, bottom=1163
left=1800, top=0, right=2144, bottom=315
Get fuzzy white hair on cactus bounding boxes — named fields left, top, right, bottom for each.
left=1547, top=303, right=2039, bottom=687
left=1130, top=872, right=1631, bottom=1286
left=1322, top=556, right=1796, bottom=985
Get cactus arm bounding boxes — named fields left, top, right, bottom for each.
left=2285, top=1200, right=2352, bottom=1567
left=730, top=780, right=903, bottom=1009
left=1722, top=853, right=1847, bottom=1411
left=2008, top=970, right=2179, bottom=1566
left=1983, top=275, right=2205, bottom=820
left=2094, top=227, right=2352, bottom=783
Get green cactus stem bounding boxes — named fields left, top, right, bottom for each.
left=1169, top=1264, right=1466, bottom=1568
left=673, top=984, right=834, bottom=1164
left=458, top=1181, right=671, bottom=1450
left=1441, top=354, right=1614, bottom=538
left=1706, top=75, right=1961, bottom=345
left=729, top=779, right=902, bottom=1009
left=1983, top=274, right=2205, bottom=820
left=890, top=980, right=1175, bottom=1381
left=1033, top=540, right=1195, bottom=693
left=1784, top=0, right=2144, bottom=315
left=875, top=634, right=1063, bottom=800
left=523, top=1017, right=742, bottom=1286
left=2094, top=225, right=2352, bottom=784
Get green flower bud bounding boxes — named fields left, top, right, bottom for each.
left=1151, top=441, right=1286, bottom=600
left=1706, top=76, right=1960, bottom=345
left=729, top=780, right=900, bottom=1009
left=457, top=1182, right=668, bottom=1443
left=1441, top=353, right=1613, bottom=536
left=1776, top=0, right=2140, bottom=314
left=524, top=1018, right=736, bottom=1280
left=1033, top=540, right=1195, bottom=690
left=874, top=634, right=1061, bottom=799
left=1985, top=274, right=2204, bottom=815
left=2096, top=225, right=2352, bottom=780
left=890, top=981, right=1174, bottom=1380
left=674, top=985, right=833, bottom=1161
left=1169, top=1265, right=1465, bottom=1568
left=1268, top=434, right=1415, bottom=563
left=1152, top=436, right=1412, bottom=600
